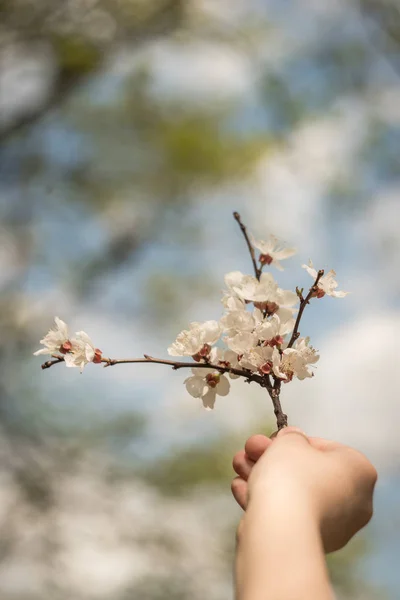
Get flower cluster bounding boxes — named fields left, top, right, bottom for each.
left=34, top=317, right=102, bottom=372
left=34, top=215, right=349, bottom=430
left=167, top=233, right=347, bottom=409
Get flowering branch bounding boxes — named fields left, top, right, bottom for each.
left=41, top=353, right=272, bottom=388
left=287, top=269, right=325, bottom=349
left=104, top=356, right=268, bottom=386
left=233, top=211, right=261, bottom=280
left=35, top=213, right=348, bottom=431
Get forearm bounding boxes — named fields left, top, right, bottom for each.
left=235, top=484, right=333, bottom=600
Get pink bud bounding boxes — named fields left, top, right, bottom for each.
left=259, top=253, right=273, bottom=265
left=311, top=287, right=325, bottom=299
left=93, top=348, right=103, bottom=364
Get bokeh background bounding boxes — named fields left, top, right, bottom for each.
left=1, top=0, right=400, bottom=598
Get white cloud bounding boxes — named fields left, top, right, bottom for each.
left=248, top=100, right=368, bottom=254
left=146, top=39, right=255, bottom=105
left=363, top=188, right=400, bottom=289
left=284, top=311, right=400, bottom=472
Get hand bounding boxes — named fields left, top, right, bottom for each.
left=231, top=427, right=377, bottom=553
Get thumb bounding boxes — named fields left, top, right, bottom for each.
left=276, top=426, right=309, bottom=444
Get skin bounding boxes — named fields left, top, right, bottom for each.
left=231, top=427, right=378, bottom=600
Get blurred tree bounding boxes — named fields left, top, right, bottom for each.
left=0, top=0, right=186, bottom=141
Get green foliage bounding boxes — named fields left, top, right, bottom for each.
left=52, top=36, right=101, bottom=75
left=143, top=440, right=236, bottom=496
left=143, top=421, right=273, bottom=495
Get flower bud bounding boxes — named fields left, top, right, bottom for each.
left=93, top=348, right=103, bottom=364
left=311, top=287, right=325, bottom=299
left=259, top=253, right=273, bottom=265
left=206, top=373, right=220, bottom=388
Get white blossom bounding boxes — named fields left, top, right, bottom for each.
left=271, top=338, right=319, bottom=381
left=292, top=337, right=320, bottom=379
left=184, top=368, right=230, bottom=409
left=251, top=234, right=297, bottom=271
left=219, top=309, right=255, bottom=336
left=224, top=271, right=298, bottom=308
left=302, top=260, right=349, bottom=298
left=225, top=331, right=258, bottom=355
left=33, top=317, right=71, bottom=356
left=255, top=313, right=295, bottom=343
left=168, top=320, right=221, bottom=357
left=34, top=319, right=102, bottom=372
left=271, top=347, right=297, bottom=380
left=239, top=345, right=274, bottom=373
left=63, top=331, right=102, bottom=373
left=221, top=293, right=245, bottom=312
left=209, top=347, right=241, bottom=379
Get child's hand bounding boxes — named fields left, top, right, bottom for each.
left=232, top=427, right=377, bottom=553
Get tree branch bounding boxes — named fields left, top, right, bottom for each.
left=233, top=211, right=261, bottom=280
left=287, top=269, right=324, bottom=348
left=40, top=352, right=294, bottom=428
left=41, top=356, right=65, bottom=370
left=268, top=377, right=287, bottom=430
left=41, top=353, right=269, bottom=386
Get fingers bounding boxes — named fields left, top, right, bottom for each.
left=232, top=450, right=255, bottom=480
left=231, top=476, right=248, bottom=510
left=244, top=434, right=272, bottom=461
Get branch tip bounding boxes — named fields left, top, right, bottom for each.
left=232, top=211, right=260, bottom=280
left=287, top=269, right=324, bottom=348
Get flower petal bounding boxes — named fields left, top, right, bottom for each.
left=64, top=354, right=78, bottom=368
left=202, top=320, right=222, bottom=344
left=330, top=290, right=349, bottom=298
left=224, top=271, right=245, bottom=289
left=33, top=348, right=50, bottom=356
left=216, top=375, right=230, bottom=397
left=277, top=289, right=298, bottom=307
left=54, top=317, right=69, bottom=337
left=202, top=388, right=217, bottom=410
left=302, top=260, right=317, bottom=279
left=185, top=375, right=208, bottom=398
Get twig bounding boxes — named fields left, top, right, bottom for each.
left=287, top=270, right=324, bottom=349
left=40, top=352, right=289, bottom=426
left=41, top=357, right=65, bottom=370
left=269, top=378, right=287, bottom=430
left=40, top=353, right=270, bottom=387
left=233, top=211, right=261, bottom=280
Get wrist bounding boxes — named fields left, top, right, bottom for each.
left=237, top=481, right=332, bottom=600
